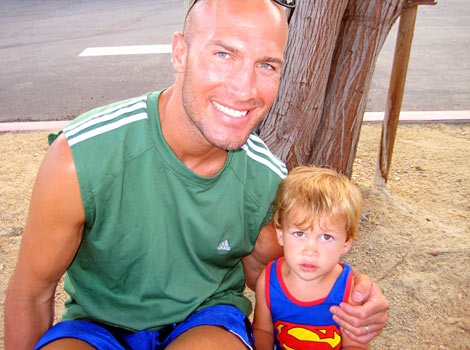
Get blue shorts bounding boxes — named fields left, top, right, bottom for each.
left=34, top=305, right=254, bottom=350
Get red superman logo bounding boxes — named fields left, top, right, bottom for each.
left=274, top=320, right=341, bottom=350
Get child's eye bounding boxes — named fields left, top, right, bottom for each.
left=293, top=231, right=305, bottom=238
left=321, top=234, right=333, bottom=241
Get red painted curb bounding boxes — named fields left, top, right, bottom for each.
left=1, top=111, right=469, bottom=133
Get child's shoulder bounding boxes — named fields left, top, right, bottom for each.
left=341, top=263, right=359, bottom=306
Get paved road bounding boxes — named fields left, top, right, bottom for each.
left=0, top=0, right=469, bottom=123
left=369, top=0, right=470, bottom=112
left=0, top=0, right=183, bottom=122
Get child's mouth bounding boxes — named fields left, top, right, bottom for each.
left=300, top=264, right=318, bottom=272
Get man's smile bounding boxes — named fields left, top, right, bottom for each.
left=212, top=101, right=249, bottom=118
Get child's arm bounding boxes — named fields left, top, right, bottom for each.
left=341, top=278, right=371, bottom=350
left=252, top=268, right=275, bottom=350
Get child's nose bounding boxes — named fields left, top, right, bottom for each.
left=303, top=239, right=318, bottom=256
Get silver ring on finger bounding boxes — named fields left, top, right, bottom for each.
left=365, top=325, right=370, bottom=335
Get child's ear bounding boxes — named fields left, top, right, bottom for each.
left=275, top=227, right=285, bottom=247
left=171, top=32, right=187, bottom=73
left=341, top=238, right=353, bottom=255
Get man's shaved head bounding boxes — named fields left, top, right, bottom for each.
left=183, top=0, right=288, bottom=48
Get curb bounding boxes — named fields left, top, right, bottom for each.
left=0, top=120, right=70, bottom=133
left=362, top=110, right=470, bottom=123
left=1, top=111, right=469, bottom=133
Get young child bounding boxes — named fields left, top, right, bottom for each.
left=253, top=166, right=369, bottom=350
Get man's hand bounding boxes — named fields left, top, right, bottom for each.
left=330, top=274, right=389, bottom=343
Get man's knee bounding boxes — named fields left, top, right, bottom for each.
left=166, top=325, right=249, bottom=350
left=39, top=338, right=96, bottom=350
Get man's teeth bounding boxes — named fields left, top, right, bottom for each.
left=212, top=102, right=248, bottom=118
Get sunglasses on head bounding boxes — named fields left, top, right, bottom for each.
left=188, top=0, right=297, bottom=15
left=272, top=0, right=296, bottom=9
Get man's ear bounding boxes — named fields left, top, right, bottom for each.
left=341, top=238, right=353, bottom=255
left=171, top=32, right=187, bottom=73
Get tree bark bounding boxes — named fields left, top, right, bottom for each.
left=258, top=0, right=349, bottom=170
left=309, top=0, right=406, bottom=177
left=258, top=0, right=409, bottom=177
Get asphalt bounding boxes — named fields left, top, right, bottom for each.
left=1, top=0, right=469, bottom=132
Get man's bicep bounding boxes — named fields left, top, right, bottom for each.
left=16, top=134, right=85, bottom=288
left=253, top=220, right=283, bottom=263
left=242, top=220, right=282, bottom=289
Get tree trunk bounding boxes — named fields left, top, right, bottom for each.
left=309, top=0, right=406, bottom=177
left=258, top=0, right=408, bottom=177
left=258, top=0, right=349, bottom=170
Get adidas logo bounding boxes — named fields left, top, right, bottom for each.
left=217, top=239, right=231, bottom=251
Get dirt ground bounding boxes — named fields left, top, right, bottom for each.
left=1, top=122, right=469, bottom=349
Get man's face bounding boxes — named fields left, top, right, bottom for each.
left=179, top=0, right=288, bottom=150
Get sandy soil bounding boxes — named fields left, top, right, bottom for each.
left=1, top=122, right=469, bottom=349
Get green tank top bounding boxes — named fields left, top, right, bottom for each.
left=50, top=91, right=287, bottom=331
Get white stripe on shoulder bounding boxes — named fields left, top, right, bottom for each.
left=67, top=113, right=148, bottom=147
left=241, top=136, right=287, bottom=179
left=65, top=101, right=147, bottom=138
left=246, top=137, right=287, bottom=173
left=241, top=144, right=287, bottom=179
left=64, top=95, right=148, bottom=135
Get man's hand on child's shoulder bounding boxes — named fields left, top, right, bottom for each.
left=330, top=274, right=389, bottom=343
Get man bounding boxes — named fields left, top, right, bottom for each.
left=5, top=1, right=388, bottom=349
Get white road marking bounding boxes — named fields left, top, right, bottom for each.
left=79, top=45, right=172, bottom=57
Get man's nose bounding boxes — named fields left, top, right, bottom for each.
left=227, top=64, right=258, bottom=99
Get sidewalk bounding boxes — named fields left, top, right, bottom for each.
left=1, top=110, right=469, bottom=133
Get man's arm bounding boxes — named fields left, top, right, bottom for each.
left=242, top=220, right=283, bottom=290
left=4, top=134, right=86, bottom=350
left=340, top=278, right=370, bottom=350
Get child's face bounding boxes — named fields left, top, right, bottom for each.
left=276, top=212, right=352, bottom=283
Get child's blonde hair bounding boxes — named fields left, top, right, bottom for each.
left=273, top=166, right=362, bottom=240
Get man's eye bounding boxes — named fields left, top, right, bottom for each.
left=215, top=52, right=230, bottom=58
left=260, top=62, right=274, bottom=70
